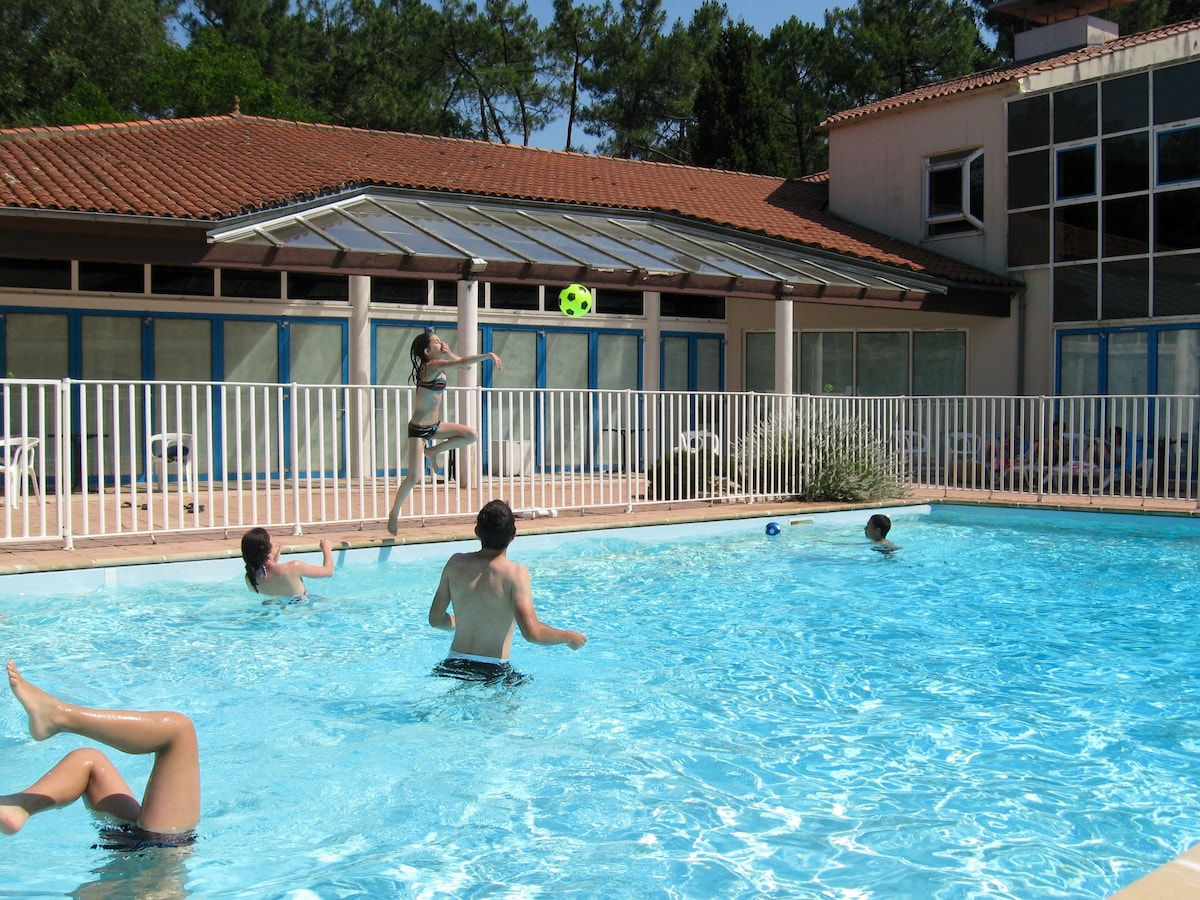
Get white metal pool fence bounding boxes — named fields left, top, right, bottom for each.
left=0, top=378, right=1196, bottom=548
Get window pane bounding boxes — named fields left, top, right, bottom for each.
left=969, top=155, right=985, bottom=221
left=1102, top=72, right=1148, bottom=133
left=661, top=336, right=689, bottom=391
left=1157, top=126, right=1200, bottom=185
left=912, top=332, right=966, bottom=395
left=6, top=313, right=66, bottom=379
left=1054, top=84, right=1097, bottom=143
left=1102, top=132, right=1148, bottom=194
left=1059, top=332, right=1099, bottom=393
left=221, top=268, right=281, bottom=299
left=491, top=284, right=540, bottom=311
left=855, top=332, right=909, bottom=396
left=1008, top=95, right=1050, bottom=151
left=82, top=316, right=141, bottom=379
left=1106, top=331, right=1149, bottom=394
left=745, top=332, right=774, bottom=392
left=1054, top=203, right=1098, bottom=262
left=1155, top=188, right=1200, bottom=252
left=290, top=322, right=343, bottom=384
left=154, top=319, right=212, bottom=381
left=696, top=337, right=722, bottom=392
left=1056, top=145, right=1096, bottom=199
left=597, top=333, right=639, bottom=390
left=224, top=320, right=279, bottom=383
left=433, top=281, right=458, bottom=307
left=0, top=258, right=70, bottom=290
left=1008, top=209, right=1051, bottom=267
left=79, top=261, right=142, bottom=293
left=150, top=266, right=214, bottom=297
left=287, top=273, right=348, bottom=301
left=1008, top=150, right=1049, bottom=208
left=1103, top=195, right=1149, bottom=257
left=1153, top=59, right=1200, bottom=125
left=1101, top=258, right=1149, bottom=319
left=1157, top=328, right=1200, bottom=393
left=1154, top=253, right=1200, bottom=317
left=371, top=278, right=427, bottom=305
left=490, top=329, right=537, bottom=388
left=597, top=289, right=643, bottom=316
left=661, top=294, right=725, bottom=319
left=1053, top=264, right=1098, bottom=322
left=928, top=165, right=963, bottom=217
left=799, top=332, right=852, bottom=394
left=546, top=331, right=589, bottom=389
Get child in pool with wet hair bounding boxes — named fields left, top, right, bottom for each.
left=241, top=527, right=334, bottom=602
left=864, top=514, right=899, bottom=554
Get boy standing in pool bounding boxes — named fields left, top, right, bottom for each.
left=864, top=514, right=898, bottom=554
left=428, top=499, right=587, bottom=683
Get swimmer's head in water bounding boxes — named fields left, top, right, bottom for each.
left=476, top=499, right=517, bottom=551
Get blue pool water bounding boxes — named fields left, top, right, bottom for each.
left=2, top=504, right=1200, bottom=898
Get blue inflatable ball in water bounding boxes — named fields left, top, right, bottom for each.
left=765, top=521, right=781, bottom=536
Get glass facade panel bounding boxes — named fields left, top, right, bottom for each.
left=1102, top=132, right=1148, bottom=194
left=82, top=316, right=141, bottom=379
left=0, top=258, right=70, bottom=290
left=1153, top=253, right=1200, bottom=317
left=151, top=266, right=214, bottom=297
left=661, top=337, right=689, bottom=391
left=1008, top=209, right=1051, bottom=267
left=221, top=268, right=281, bottom=299
left=1157, top=126, right=1200, bottom=185
left=1054, top=85, right=1097, bottom=143
left=597, top=333, right=639, bottom=390
left=490, top=330, right=536, bottom=389
left=287, top=273, right=349, bottom=302
left=154, top=319, right=212, bottom=382
left=1056, top=145, right=1096, bottom=199
left=596, top=289, right=643, bottom=316
left=1008, top=150, right=1050, bottom=208
left=546, top=332, right=589, bottom=389
left=374, top=325, right=424, bottom=385
left=912, top=332, right=966, bottom=395
left=1157, top=328, right=1200, bottom=393
left=1106, top=331, right=1149, bottom=394
left=1102, top=73, right=1148, bottom=134
left=1054, top=203, right=1098, bottom=262
left=1059, top=333, right=1100, bottom=393
left=1155, top=188, right=1200, bottom=252
left=1101, top=258, right=1150, bottom=319
left=371, top=278, right=427, bottom=305
left=490, top=284, right=540, bottom=311
left=745, top=332, right=774, bottom=392
left=290, top=322, right=343, bottom=385
left=855, top=332, right=909, bottom=396
left=79, top=262, right=143, bottom=294
left=1153, top=59, right=1200, bottom=125
left=1053, top=264, right=1098, bottom=322
left=1008, top=95, right=1050, bottom=151
left=7, top=313, right=67, bottom=378
left=224, top=320, right=279, bottom=383
left=799, top=332, right=852, bottom=395
left=695, top=337, right=722, bottom=392
left=1102, top=195, right=1149, bottom=257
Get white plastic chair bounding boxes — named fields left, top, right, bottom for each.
left=149, top=432, right=195, bottom=494
left=679, top=430, right=720, bottom=455
left=0, top=436, right=42, bottom=508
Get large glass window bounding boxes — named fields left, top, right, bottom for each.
left=1101, top=258, right=1150, bottom=320
left=597, top=333, right=639, bottom=390
left=1157, top=126, right=1200, bottom=185
left=1102, top=73, right=1148, bottom=134
left=155, top=319, right=212, bottom=382
left=6, top=313, right=67, bottom=378
left=1103, top=196, right=1149, bottom=257
left=0, top=258, right=70, bottom=290
left=1155, top=188, right=1200, bottom=253
left=926, top=149, right=984, bottom=236
left=856, top=332, right=910, bottom=396
left=1102, top=133, right=1148, bottom=194
left=912, top=332, right=966, bottom=395
left=1059, top=332, right=1100, bottom=393
left=745, top=332, right=774, bottom=392
left=1056, top=145, right=1096, bottom=199
left=82, top=316, right=141, bottom=379
left=1153, top=253, right=1200, bottom=317
left=1106, top=331, right=1150, bottom=394
left=799, top=332, right=852, bottom=395
left=1008, top=95, right=1050, bottom=151
left=1153, top=59, right=1200, bottom=125
left=1157, top=328, right=1200, bottom=393
left=1008, top=150, right=1049, bottom=208
left=1054, top=84, right=1097, bottom=143
left=1053, top=264, right=1098, bottom=322
left=1054, top=203, right=1098, bottom=262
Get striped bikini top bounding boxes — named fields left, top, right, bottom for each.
left=416, top=373, right=447, bottom=392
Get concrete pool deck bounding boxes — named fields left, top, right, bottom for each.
left=0, top=487, right=1197, bottom=898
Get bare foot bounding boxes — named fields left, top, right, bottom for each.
left=0, top=800, right=31, bottom=835
left=6, top=661, right=61, bottom=741
left=423, top=447, right=445, bottom=477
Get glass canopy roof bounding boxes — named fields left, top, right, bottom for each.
left=207, top=189, right=945, bottom=301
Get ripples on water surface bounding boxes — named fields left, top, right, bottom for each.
left=1, top=506, right=1199, bottom=898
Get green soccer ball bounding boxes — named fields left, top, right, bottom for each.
left=558, top=283, right=594, bottom=317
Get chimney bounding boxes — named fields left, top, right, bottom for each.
left=991, top=0, right=1135, bottom=60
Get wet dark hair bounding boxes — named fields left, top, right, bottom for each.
left=409, top=332, right=435, bottom=384
left=866, top=513, right=891, bottom=538
left=241, top=527, right=272, bottom=592
left=475, top=499, right=516, bottom=551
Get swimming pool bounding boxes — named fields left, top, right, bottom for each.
left=1, top=504, right=1198, bottom=898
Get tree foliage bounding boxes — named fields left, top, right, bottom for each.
left=2, top=0, right=1197, bottom=175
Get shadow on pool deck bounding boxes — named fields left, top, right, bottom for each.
left=0, top=487, right=1196, bottom=899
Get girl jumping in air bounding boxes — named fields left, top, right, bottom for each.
left=387, top=332, right=501, bottom=535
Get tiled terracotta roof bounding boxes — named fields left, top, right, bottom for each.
left=822, top=17, right=1200, bottom=127
left=0, top=114, right=1010, bottom=287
